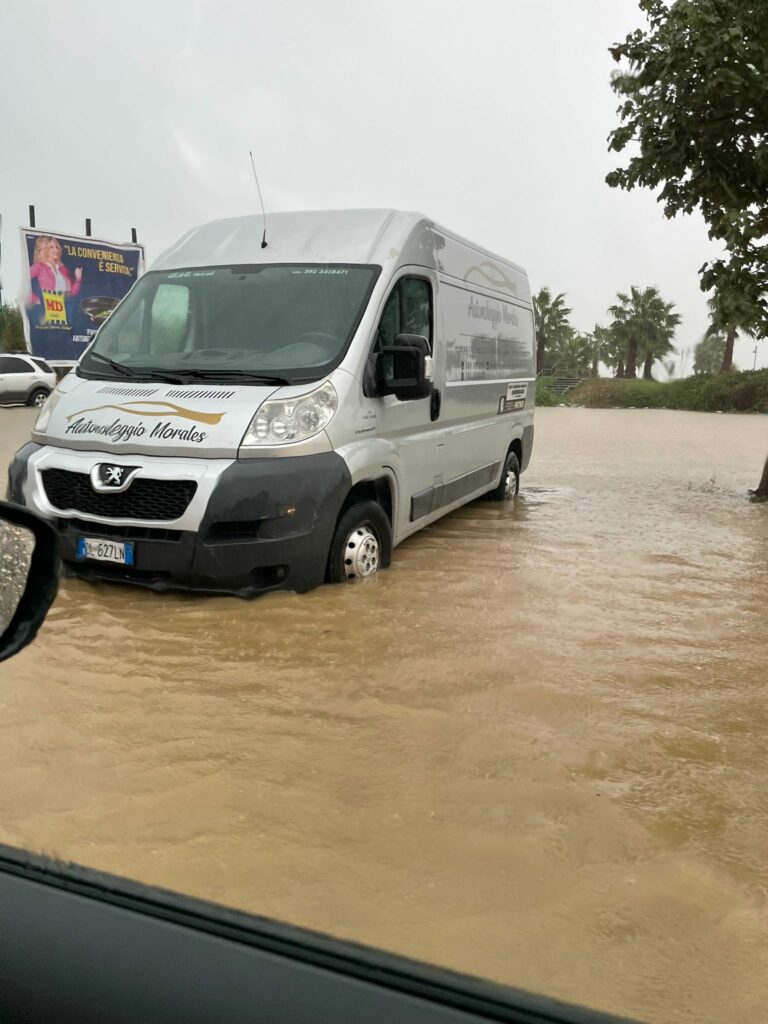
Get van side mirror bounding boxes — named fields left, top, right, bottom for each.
left=376, top=334, right=433, bottom=401
left=0, top=502, right=59, bottom=663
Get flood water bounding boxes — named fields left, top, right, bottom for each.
left=1, top=404, right=767, bottom=1023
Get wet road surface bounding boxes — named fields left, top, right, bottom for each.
left=1, top=405, right=767, bottom=1023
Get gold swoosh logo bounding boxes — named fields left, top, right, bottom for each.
left=464, top=261, right=518, bottom=295
left=65, top=401, right=225, bottom=425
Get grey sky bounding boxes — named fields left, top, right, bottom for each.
left=1, top=0, right=762, bottom=372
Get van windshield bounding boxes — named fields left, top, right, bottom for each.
left=78, top=264, right=380, bottom=383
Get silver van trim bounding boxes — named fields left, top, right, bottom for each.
left=444, top=376, right=536, bottom=388
left=23, top=446, right=235, bottom=533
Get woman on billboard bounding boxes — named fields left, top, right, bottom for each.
left=28, top=236, right=83, bottom=300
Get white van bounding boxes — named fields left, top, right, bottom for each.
left=7, top=210, right=535, bottom=596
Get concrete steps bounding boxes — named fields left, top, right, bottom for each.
left=551, top=377, right=582, bottom=395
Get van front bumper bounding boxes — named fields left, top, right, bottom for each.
left=8, top=444, right=352, bottom=597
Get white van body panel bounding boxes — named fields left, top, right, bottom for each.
left=152, top=210, right=437, bottom=277
left=12, top=210, right=535, bottom=595
left=36, top=372, right=283, bottom=461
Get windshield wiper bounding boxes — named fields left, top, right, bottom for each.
left=84, top=353, right=291, bottom=385
left=171, top=369, right=292, bottom=385
left=84, top=352, right=188, bottom=384
left=86, top=352, right=137, bottom=376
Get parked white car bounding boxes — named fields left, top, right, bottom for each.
left=0, top=354, right=57, bottom=408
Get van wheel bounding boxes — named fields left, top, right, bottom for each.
left=28, top=389, right=49, bottom=409
left=327, top=500, right=392, bottom=583
left=485, top=451, right=520, bottom=501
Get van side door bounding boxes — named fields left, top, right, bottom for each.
left=364, top=271, right=444, bottom=537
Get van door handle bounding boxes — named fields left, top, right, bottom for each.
left=430, top=388, right=441, bottom=422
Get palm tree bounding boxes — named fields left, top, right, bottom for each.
left=707, top=288, right=753, bottom=373
left=553, top=331, right=593, bottom=378
left=639, top=302, right=680, bottom=379
left=608, top=287, right=680, bottom=379
left=597, top=323, right=629, bottom=378
left=589, top=322, right=626, bottom=378
left=532, top=287, right=572, bottom=374
left=694, top=332, right=729, bottom=375
left=608, top=291, right=638, bottom=377
left=589, top=324, right=614, bottom=378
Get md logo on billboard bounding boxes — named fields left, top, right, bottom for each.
left=41, top=290, right=68, bottom=326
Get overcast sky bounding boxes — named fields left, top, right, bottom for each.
left=1, top=0, right=763, bottom=373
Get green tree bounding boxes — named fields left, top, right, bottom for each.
left=607, top=0, right=768, bottom=489
left=588, top=324, right=614, bottom=378
left=607, top=0, right=768, bottom=339
left=639, top=300, right=680, bottom=379
left=532, top=287, right=572, bottom=374
left=551, top=330, right=593, bottom=378
left=608, top=286, right=680, bottom=379
left=594, top=322, right=630, bottom=378
left=693, top=332, right=730, bottom=375
left=706, top=287, right=753, bottom=372
left=0, top=304, right=26, bottom=352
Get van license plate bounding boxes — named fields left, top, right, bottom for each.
left=76, top=538, right=134, bottom=566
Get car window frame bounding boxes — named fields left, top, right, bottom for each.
left=0, top=842, right=637, bottom=1024
left=0, top=355, right=35, bottom=375
left=364, top=272, right=435, bottom=397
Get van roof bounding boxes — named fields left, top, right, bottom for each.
left=152, top=210, right=527, bottom=283
left=152, top=210, right=424, bottom=271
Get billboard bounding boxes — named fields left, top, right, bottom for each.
left=19, top=228, right=144, bottom=363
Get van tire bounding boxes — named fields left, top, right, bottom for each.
left=327, top=500, right=392, bottom=583
left=27, top=388, right=49, bottom=409
left=485, top=450, right=520, bottom=501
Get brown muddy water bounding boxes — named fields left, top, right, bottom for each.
left=1, top=405, right=767, bottom=1023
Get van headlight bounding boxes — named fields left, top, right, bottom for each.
left=241, top=381, right=338, bottom=446
left=33, top=389, right=61, bottom=434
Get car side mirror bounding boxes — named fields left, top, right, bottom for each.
left=376, top=334, right=433, bottom=401
left=0, top=502, right=59, bottom=663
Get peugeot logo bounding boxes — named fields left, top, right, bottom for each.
left=90, top=464, right=141, bottom=494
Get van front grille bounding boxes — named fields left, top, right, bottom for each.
left=58, top=518, right=183, bottom=543
left=205, top=521, right=261, bottom=543
left=41, top=469, right=196, bottom=521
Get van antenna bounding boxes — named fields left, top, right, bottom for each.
left=249, top=151, right=268, bottom=248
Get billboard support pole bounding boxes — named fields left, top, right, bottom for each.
left=131, top=228, right=138, bottom=243
left=28, top=206, right=35, bottom=228
left=85, top=218, right=92, bottom=238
